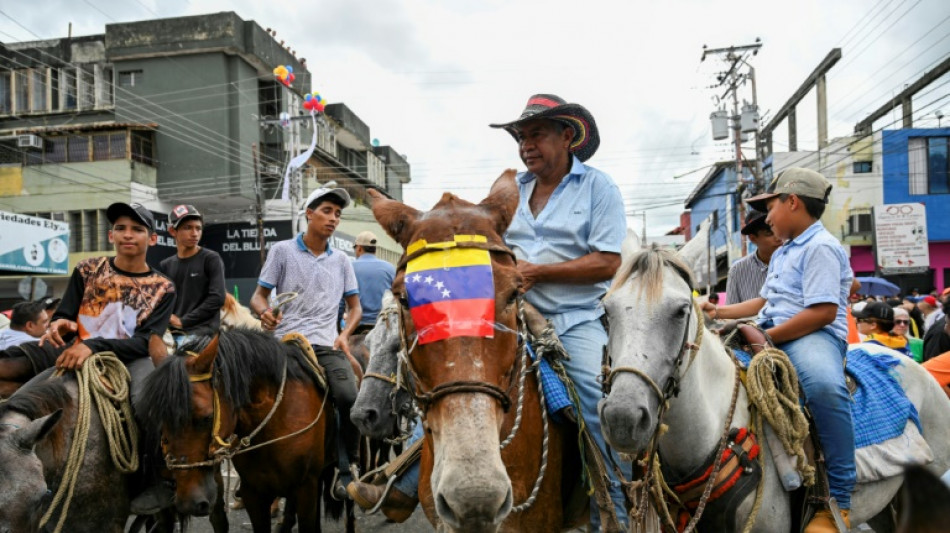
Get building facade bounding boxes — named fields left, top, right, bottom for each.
left=0, top=11, right=410, bottom=306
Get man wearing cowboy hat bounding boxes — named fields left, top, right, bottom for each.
left=492, top=94, right=629, bottom=529
left=347, top=94, right=630, bottom=530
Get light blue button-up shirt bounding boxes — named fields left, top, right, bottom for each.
left=758, top=220, right=852, bottom=340
left=505, top=156, right=627, bottom=335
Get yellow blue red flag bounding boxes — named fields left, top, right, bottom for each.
left=405, top=235, right=495, bottom=344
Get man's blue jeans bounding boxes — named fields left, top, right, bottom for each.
left=779, top=328, right=855, bottom=508
left=395, top=318, right=630, bottom=530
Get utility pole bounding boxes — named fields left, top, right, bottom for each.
left=702, top=39, right=762, bottom=258
left=252, top=143, right=266, bottom=269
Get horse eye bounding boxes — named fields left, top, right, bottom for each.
left=398, top=295, right=410, bottom=308
left=675, top=306, right=689, bottom=318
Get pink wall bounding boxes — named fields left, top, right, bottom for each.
left=850, top=243, right=950, bottom=291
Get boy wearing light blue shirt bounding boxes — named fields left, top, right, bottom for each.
left=704, top=167, right=854, bottom=533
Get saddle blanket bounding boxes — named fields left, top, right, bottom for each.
left=526, top=343, right=573, bottom=416
left=734, top=344, right=933, bottom=482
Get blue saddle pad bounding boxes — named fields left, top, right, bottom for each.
left=733, top=346, right=920, bottom=449
left=527, top=343, right=573, bottom=416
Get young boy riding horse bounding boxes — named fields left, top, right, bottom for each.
left=703, top=167, right=855, bottom=533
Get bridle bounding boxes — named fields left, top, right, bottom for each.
left=393, top=239, right=522, bottom=414
left=164, top=348, right=327, bottom=471
left=601, top=267, right=745, bottom=533
left=390, top=236, right=551, bottom=512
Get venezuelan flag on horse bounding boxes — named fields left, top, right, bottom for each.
left=405, top=234, right=495, bottom=344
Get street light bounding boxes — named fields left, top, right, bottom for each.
left=937, top=110, right=944, bottom=128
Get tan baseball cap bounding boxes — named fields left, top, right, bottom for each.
left=746, top=167, right=832, bottom=213
left=355, top=231, right=378, bottom=246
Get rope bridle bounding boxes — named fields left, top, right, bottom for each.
left=391, top=238, right=550, bottom=512
left=164, top=349, right=327, bottom=471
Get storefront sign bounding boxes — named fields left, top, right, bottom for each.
left=873, top=203, right=930, bottom=274
left=0, top=211, right=69, bottom=274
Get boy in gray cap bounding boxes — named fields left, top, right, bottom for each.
left=703, top=168, right=855, bottom=532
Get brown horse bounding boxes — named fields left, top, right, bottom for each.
left=368, top=170, right=569, bottom=532
left=136, top=329, right=352, bottom=533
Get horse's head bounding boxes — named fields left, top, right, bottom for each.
left=599, top=246, right=699, bottom=454
left=0, top=411, right=61, bottom=533
left=139, top=335, right=226, bottom=517
left=352, top=291, right=415, bottom=439
left=369, top=170, right=521, bottom=531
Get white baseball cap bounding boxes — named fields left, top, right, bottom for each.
left=301, top=187, right=351, bottom=214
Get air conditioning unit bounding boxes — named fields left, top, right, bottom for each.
left=263, top=164, right=282, bottom=175
left=17, top=134, right=43, bottom=150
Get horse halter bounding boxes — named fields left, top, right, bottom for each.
left=393, top=238, right=522, bottom=414
left=602, top=299, right=705, bottom=405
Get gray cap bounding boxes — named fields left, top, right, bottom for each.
left=746, top=167, right=832, bottom=213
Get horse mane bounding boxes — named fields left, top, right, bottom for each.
left=609, top=244, right=694, bottom=305
left=136, top=328, right=316, bottom=432
left=0, top=375, right=73, bottom=421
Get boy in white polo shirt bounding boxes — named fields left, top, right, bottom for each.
left=251, top=186, right=363, bottom=497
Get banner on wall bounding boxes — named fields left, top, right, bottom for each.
left=0, top=211, right=70, bottom=274
left=873, top=203, right=930, bottom=274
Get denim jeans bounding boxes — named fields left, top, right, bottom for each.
left=394, top=319, right=630, bottom=530
left=779, top=328, right=855, bottom=508
left=560, top=318, right=631, bottom=529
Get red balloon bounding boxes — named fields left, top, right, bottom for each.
left=315, top=102, right=325, bottom=112
left=303, top=100, right=314, bottom=110
left=288, top=73, right=295, bottom=82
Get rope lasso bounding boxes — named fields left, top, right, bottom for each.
left=744, top=346, right=815, bottom=487
left=40, top=353, right=138, bottom=533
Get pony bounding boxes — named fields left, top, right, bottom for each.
left=0, top=371, right=131, bottom=532
left=352, top=290, right=415, bottom=443
left=136, top=328, right=351, bottom=533
left=598, top=243, right=950, bottom=531
left=365, top=170, right=571, bottom=533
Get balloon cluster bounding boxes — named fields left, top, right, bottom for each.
left=303, top=91, right=325, bottom=112
left=273, top=65, right=295, bottom=87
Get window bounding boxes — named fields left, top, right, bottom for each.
left=78, top=66, right=95, bottom=109
left=44, top=137, right=67, bottom=163
left=0, top=71, right=10, bottom=114
left=258, top=80, right=280, bottom=118
left=909, top=136, right=950, bottom=194
left=118, top=70, right=144, bottom=88
left=62, top=68, right=77, bottom=110
left=31, top=69, right=47, bottom=112
left=847, top=208, right=873, bottom=235
left=14, top=70, right=29, bottom=113
left=67, top=135, right=89, bottom=162
left=853, top=161, right=872, bottom=173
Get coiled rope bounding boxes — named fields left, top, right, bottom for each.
left=744, top=347, right=815, bottom=487
left=40, top=352, right=138, bottom=532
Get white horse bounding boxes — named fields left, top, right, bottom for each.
left=597, top=243, right=950, bottom=531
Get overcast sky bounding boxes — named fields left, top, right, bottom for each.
left=4, top=0, right=948, bottom=236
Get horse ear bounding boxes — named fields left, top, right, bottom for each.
left=478, top=169, right=519, bottom=236
left=621, top=228, right=641, bottom=262
left=369, top=189, right=420, bottom=247
left=190, top=334, right=220, bottom=374
left=13, top=410, right=63, bottom=451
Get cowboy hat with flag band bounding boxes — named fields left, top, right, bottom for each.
left=490, top=94, right=600, bottom=162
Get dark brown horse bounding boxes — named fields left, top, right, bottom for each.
left=367, top=170, right=569, bottom=533
left=136, top=329, right=352, bottom=533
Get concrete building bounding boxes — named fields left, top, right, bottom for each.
left=0, top=12, right=410, bottom=305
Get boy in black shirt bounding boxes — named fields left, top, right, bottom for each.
left=158, top=204, right=226, bottom=345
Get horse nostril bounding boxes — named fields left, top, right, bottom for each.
left=436, top=493, right=461, bottom=529
left=636, top=407, right=653, bottom=434
left=365, top=408, right=379, bottom=424
left=195, top=499, right=210, bottom=516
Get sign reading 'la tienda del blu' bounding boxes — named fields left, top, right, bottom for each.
left=0, top=211, right=70, bottom=275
